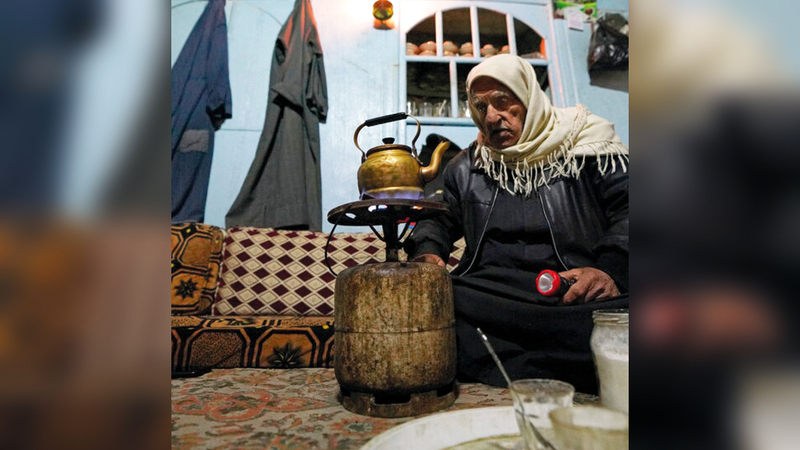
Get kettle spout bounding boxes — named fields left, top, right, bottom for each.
left=419, top=141, right=451, bottom=184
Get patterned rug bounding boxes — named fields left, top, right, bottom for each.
left=172, top=368, right=516, bottom=449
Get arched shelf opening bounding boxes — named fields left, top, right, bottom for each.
left=403, top=6, right=555, bottom=123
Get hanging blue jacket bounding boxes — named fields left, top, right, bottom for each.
left=171, top=0, right=232, bottom=223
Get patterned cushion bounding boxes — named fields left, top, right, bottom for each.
left=214, top=228, right=467, bottom=317
left=215, top=228, right=391, bottom=316
left=171, top=223, right=224, bottom=315
left=171, top=315, right=335, bottom=370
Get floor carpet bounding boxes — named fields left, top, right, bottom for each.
left=171, top=368, right=518, bottom=449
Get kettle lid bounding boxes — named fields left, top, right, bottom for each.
left=366, top=137, right=412, bottom=156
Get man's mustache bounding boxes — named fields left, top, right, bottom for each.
left=488, top=127, right=511, bottom=135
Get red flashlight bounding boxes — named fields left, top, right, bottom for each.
left=536, top=269, right=574, bottom=297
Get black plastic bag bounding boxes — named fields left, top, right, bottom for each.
left=588, top=13, right=629, bottom=71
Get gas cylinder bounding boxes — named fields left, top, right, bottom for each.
left=334, top=261, right=456, bottom=417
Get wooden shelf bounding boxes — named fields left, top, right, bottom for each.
left=405, top=55, right=549, bottom=66
left=406, top=117, right=476, bottom=127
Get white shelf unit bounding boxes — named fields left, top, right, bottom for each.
left=400, top=1, right=563, bottom=133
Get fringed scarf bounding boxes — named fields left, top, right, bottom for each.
left=466, top=55, right=629, bottom=196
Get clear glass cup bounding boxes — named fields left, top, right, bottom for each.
left=406, top=98, right=419, bottom=116
left=549, top=406, right=629, bottom=450
left=459, top=99, right=471, bottom=118
left=591, top=309, right=629, bottom=414
left=420, top=101, right=434, bottom=117
left=510, top=379, right=574, bottom=450
left=435, top=99, right=450, bottom=117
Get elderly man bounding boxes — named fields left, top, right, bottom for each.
left=405, top=55, right=629, bottom=393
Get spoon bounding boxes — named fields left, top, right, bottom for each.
left=476, top=327, right=513, bottom=386
left=476, top=327, right=558, bottom=450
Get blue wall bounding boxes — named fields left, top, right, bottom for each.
left=171, top=0, right=628, bottom=232
left=553, top=0, right=628, bottom=145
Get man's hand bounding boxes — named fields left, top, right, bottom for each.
left=558, top=267, right=620, bottom=304
left=411, top=253, right=446, bottom=267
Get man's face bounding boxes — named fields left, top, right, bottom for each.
left=469, top=77, right=527, bottom=149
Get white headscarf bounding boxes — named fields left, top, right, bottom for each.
left=466, top=54, right=629, bottom=196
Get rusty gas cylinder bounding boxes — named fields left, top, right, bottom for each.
left=334, top=261, right=456, bottom=418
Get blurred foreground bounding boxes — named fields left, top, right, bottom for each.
left=0, top=0, right=169, bottom=448
left=633, top=1, right=800, bottom=449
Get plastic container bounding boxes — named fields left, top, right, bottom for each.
left=590, top=309, right=629, bottom=414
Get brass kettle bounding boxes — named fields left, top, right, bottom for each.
left=354, top=112, right=450, bottom=200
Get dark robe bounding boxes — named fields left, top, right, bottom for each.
left=171, top=0, right=232, bottom=223
left=451, top=190, right=628, bottom=395
left=225, top=0, right=328, bottom=231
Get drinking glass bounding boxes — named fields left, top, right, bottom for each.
left=406, top=98, right=419, bottom=116
left=420, top=101, right=434, bottom=117
left=510, top=379, right=574, bottom=450
left=459, top=99, right=471, bottom=118
left=549, top=406, right=629, bottom=450
left=435, top=99, right=450, bottom=117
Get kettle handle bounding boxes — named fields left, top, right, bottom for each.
left=353, top=112, right=422, bottom=162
